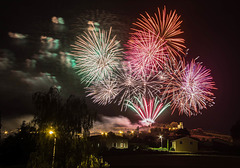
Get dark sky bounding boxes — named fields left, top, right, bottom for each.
left=0, top=0, right=239, bottom=134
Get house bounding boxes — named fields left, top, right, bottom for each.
left=89, top=134, right=128, bottom=150
left=171, top=136, right=198, bottom=153
left=106, top=135, right=128, bottom=149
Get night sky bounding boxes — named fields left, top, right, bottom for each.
left=0, top=0, right=239, bottom=134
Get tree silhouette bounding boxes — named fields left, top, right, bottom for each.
left=175, top=128, right=190, bottom=137
left=32, top=86, right=62, bottom=129
left=231, top=120, right=240, bottom=144
left=63, top=95, right=95, bottom=137
left=0, top=110, right=2, bottom=140
left=29, top=86, right=97, bottom=168
left=0, top=121, right=37, bottom=166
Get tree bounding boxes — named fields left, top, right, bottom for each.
left=231, top=120, right=240, bottom=144
left=175, top=128, right=190, bottom=137
left=32, top=86, right=62, bottom=130
left=29, top=87, right=96, bottom=168
left=32, top=87, right=95, bottom=137
left=0, top=121, right=37, bottom=167
left=0, top=110, right=1, bottom=140
left=63, top=95, right=95, bottom=137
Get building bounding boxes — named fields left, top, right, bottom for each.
left=89, top=134, right=128, bottom=150
left=171, top=136, right=198, bottom=153
left=106, top=135, right=128, bottom=149
left=151, top=122, right=184, bottom=132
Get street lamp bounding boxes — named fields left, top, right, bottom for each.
left=48, top=127, right=56, bottom=168
left=159, top=135, right=163, bottom=148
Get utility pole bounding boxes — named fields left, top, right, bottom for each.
left=0, top=111, right=2, bottom=140
left=52, top=135, right=56, bottom=168
left=167, top=139, right=169, bottom=151
left=49, top=128, right=56, bottom=168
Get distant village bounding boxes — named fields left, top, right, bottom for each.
left=1, top=121, right=233, bottom=154
left=89, top=121, right=233, bottom=153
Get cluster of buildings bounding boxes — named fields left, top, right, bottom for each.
left=1, top=121, right=232, bottom=153
left=89, top=121, right=232, bottom=153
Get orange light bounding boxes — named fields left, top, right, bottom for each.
left=49, top=130, right=54, bottom=135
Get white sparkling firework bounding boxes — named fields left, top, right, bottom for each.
left=71, top=26, right=123, bottom=85
left=85, top=77, right=119, bottom=105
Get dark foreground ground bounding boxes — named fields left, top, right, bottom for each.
left=1, top=153, right=239, bottom=168
left=104, top=153, right=240, bottom=168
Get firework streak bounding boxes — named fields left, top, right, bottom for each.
left=126, top=96, right=171, bottom=125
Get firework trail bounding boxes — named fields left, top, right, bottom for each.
left=126, top=96, right=170, bottom=125
left=132, top=6, right=185, bottom=58
left=164, top=58, right=216, bottom=116
left=71, top=25, right=123, bottom=85
left=125, top=31, right=167, bottom=76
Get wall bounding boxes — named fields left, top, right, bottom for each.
left=106, top=138, right=128, bottom=149
left=173, top=137, right=198, bottom=152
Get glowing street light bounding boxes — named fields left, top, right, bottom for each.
left=159, top=135, right=163, bottom=148
left=49, top=130, right=54, bottom=135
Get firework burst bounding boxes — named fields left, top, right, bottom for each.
left=132, top=6, right=186, bottom=58
left=138, top=70, right=164, bottom=99
left=115, top=62, right=142, bottom=110
left=125, top=31, right=167, bottom=75
left=126, top=96, right=170, bottom=125
left=164, top=58, right=216, bottom=116
left=70, top=6, right=217, bottom=120
left=85, top=62, right=167, bottom=111
left=116, top=62, right=167, bottom=111
left=71, top=26, right=123, bottom=85
left=85, top=77, right=119, bottom=105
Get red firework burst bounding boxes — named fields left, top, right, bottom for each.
left=132, top=6, right=186, bottom=58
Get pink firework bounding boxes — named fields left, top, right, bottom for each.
left=126, top=96, right=170, bottom=125
left=125, top=31, right=167, bottom=76
left=132, top=6, right=185, bottom=58
left=165, top=58, right=216, bottom=116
